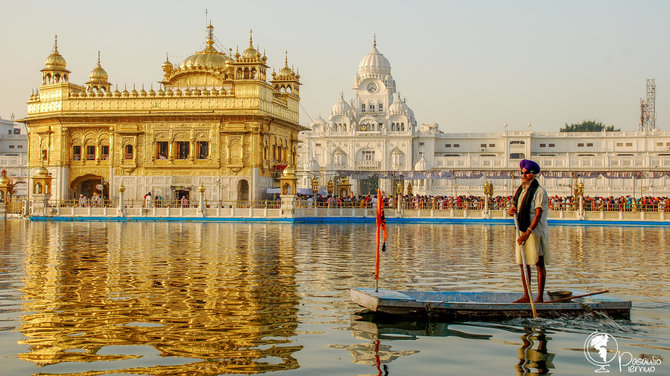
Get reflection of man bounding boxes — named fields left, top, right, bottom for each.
left=508, top=159, right=550, bottom=303
left=515, top=328, right=554, bottom=375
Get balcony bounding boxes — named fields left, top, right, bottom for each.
left=356, top=160, right=381, bottom=170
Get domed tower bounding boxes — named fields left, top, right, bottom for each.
left=352, top=36, right=396, bottom=130
left=162, top=23, right=230, bottom=87
left=228, top=29, right=270, bottom=82
left=41, top=35, right=70, bottom=85
left=161, top=53, right=173, bottom=81
left=270, top=52, right=301, bottom=97
left=86, top=51, right=111, bottom=93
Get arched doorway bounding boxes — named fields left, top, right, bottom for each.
left=71, top=175, right=108, bottom=204
left=237, top=179, right=249, bottom=201
left=358, top=176, right=379, bottom=196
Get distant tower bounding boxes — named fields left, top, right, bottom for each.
left=639, top=78, right=656, bottom=131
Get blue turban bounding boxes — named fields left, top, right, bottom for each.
left=520, top=159, right=540, bottom=174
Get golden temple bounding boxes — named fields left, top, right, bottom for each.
left=23, top=24, right=304, bottom=204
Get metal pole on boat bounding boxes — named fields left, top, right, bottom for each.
left=513, top=214, right=537, bottom=319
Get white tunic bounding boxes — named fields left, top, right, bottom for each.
left=515, top=183, right=551, bottom=265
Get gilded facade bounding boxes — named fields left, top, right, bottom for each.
left=23, top=25, right=304, bottom=203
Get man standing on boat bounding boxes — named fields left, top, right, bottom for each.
left=508, top=159, right=550, bottom=303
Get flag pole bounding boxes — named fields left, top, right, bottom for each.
left=375, top=201, right=380, bottom=292
left=375, top=189, right=382, bottom=292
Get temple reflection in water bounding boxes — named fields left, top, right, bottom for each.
left=18, top=222, right=301, bottom=374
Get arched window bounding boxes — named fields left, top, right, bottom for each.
left=236, top=68, right=243, bottom=79
left=125, top=145, right=133, bottom=159
left=250, top=68, right=257, bottom=79
left=244, top=68, right=250, bottom=79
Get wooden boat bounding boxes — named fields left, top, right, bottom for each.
left=350, top=288, right=632, bottom=320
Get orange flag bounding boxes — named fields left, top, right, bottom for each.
left=375, top=190, right=388, bottom=280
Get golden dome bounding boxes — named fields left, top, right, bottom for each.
left=277, top=52, right=296, bottom=79
left=162, top=53, right=173, bottom=72
left=282, top=165, right=296, bottom=177
left=88, top=51, right=109, bottom=82
left=178, top=23, right=227, bottom=70
left=241, top=30, right=260, bottom=60
left=0, top=171, right=10, bottom=185
left=33, top=165, right=49, bottom=178
left=44, top=35, right=67, bottom=70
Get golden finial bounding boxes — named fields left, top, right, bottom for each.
left=249, top=29, right=253, bottom=46
left=97, top=50, right=101, bottom=65
left=373, top=33, right=376, bottom=48
left=284, top=51, right=289, bottom=67
left=206, top=22, right=214, bottom=48
left=54, top=34, right=58, bottom=50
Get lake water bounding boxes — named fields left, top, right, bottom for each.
left=0, top=221, right=668, bottom=375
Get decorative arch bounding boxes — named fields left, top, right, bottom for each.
left=332, top=148, right=347, bottom=166
left=237, top=179, right=249, bottom=201
left=70, top=174, right=108, bottom=200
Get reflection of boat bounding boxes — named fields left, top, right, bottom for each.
left=351, top=316, right=492, bottom=341
left=350, top=288, right=631, bottom=320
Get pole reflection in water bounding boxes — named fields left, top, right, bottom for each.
left=18, top=222, right=302, bottom=374
left=515, top=328, right=554, bottom=375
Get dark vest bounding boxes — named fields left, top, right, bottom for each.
left=513, top=179, right=539, bottom=232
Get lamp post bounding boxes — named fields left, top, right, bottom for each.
left=311, top=177, right=319, bottom=198
left=118, top=184, right=126, bottom=216
left=199, top=183, right=206, bottom=216
left=574, top=180, right=584, bottom=218
left=483, top=178, right=493, bottom=218
left=327, top=179, right=334, bottom=196
left=396, top=179, right=403, bottom=211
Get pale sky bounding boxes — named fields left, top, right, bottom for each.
left=1, top=0, right=668, bottom=132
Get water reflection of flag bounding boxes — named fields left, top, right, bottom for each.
left=375, top=190, right=388, bottom=281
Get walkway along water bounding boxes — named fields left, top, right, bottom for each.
left=14, top=194, right=670, bottom=225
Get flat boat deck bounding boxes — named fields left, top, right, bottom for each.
left=350, top=288, right=631, bottom=320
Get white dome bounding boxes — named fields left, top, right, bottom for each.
left=358, top=45, right=391, bottom=78
left=330, top=94, right=354, bottom=119
left=312, top=115, right=327, bottom=126
left=413, top=154, right=430, bottom=171
left=389, top=96, right=408, bottom=115
left=307, top=158, right=320, bottom=172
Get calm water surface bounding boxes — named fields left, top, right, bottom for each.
left=0, top=221, right=668, bottom=375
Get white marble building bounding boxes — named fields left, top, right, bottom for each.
left=0, top=117, right=29, bottom=197
left=299, top=40, right=670, bottom=198
left=298, top=39, right=417, bottom=195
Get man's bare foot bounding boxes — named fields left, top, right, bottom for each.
left=514, top=296, right=530, bottom=303
left=535, top=297, right=544, bottom=303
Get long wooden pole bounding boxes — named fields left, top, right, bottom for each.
left=514, top=214, right=537, bottom=319
left=542, top=290, right=610, bottom=304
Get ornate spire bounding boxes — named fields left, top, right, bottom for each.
left=206, top=23, right=215, bottom=48
left=373, top=33, right=376, bottom=48
left=249, top=29, right=253, bottom=47
left=54, top=34, right=59, bottom=51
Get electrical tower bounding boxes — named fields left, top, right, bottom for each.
left=639, top=78, right=656, bottom=131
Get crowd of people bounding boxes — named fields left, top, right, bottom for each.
left=294, top=193, right=670, bottom=212
left=72, top=191, right=669, bottom=212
